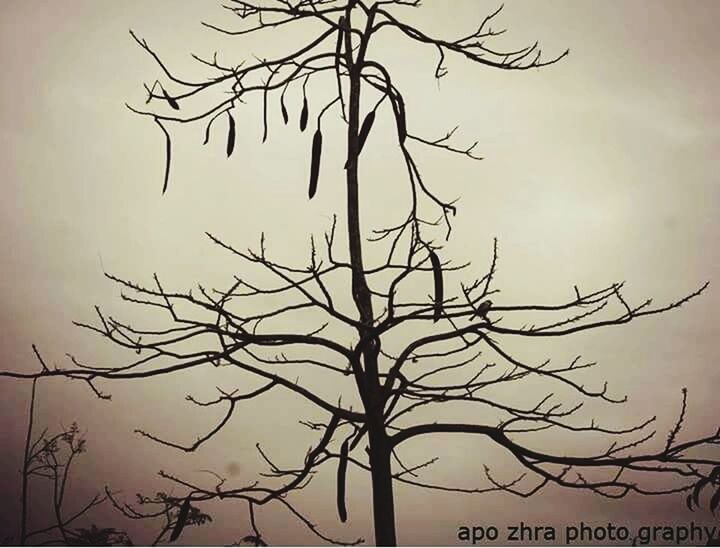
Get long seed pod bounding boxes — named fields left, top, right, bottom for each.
left=202, top=109, right=226, bottom=146
left=429, top=249, right=443, bottom=322
left=280, top=93, right=289, bottom=125
left=262, top=92, right=269, bottom=143
left=308, top=129, right=323, bottom=200
left=344, top=109, right=375, bottom=169
left=395, top=93, right=407, bottom=143
left=334, top=16, right=347, bottom=121
left=160, top=84, right=180, bottom=110
left=693, top=478, right=709, bottom=507
left=336, top=439, right=349, bottom=523
left=154, top=117, right=172, bottom=195
left=300, top=96, right=309, bottom=132
left=169, top=495, right=192, bottom=542
left=226, top=111, right=236, bottom=157
left=358, top=110, right=375, bottom=155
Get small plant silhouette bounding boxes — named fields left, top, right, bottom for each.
left=14, top=375, right=213, bottom=546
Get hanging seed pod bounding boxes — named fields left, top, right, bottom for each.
left=262, top=92, right=269, bottom=143
left=226, top=111, right=236, bottom=157
left=154, top=117, right=172, bottom=195
left=300, top=96, right=309, bottom=132
left=429, top=249, right=443, bottom=322
left=308, top=129, right=323, bottom=199
left=160, top=84, right=180, bottom=110
left=344, top=109, right=376, bottom=169
left=280, top=94, right=289, bottom=125
left=169, top=496, right=192, bottom=542
left=395, top=93, right=407, bottom=143
left=358, top=110, right=375, bottom=154
left=337, top=439, right=349, bottom=523
left=202, top=110, right=224, bottom=146
left=693, top=478, right=709, bottom=507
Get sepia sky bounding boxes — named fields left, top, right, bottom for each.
left=1, top=0, right=719, bottom=545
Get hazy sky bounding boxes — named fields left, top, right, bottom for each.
left=1, top=0, right=719, bottom=545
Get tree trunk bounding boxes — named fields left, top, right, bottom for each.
left=343, top=6, right=397, bottom=544
left=368, top=425, right=398, bottom=545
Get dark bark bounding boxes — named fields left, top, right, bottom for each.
left=344, top=5, right=397, bottom=544
left=368, top=427, right=397, bottom=546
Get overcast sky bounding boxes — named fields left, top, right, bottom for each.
left=1, top=0, right=719, bottom=545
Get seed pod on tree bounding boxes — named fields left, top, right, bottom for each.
left=337, top=439, right=349, bottom=523
left=169, top=495, right=192, bottom=542
left=308, top=128, right=323, bottom=199
left=280, top=94, right=289, bottom=125
left=335, top=16, right=345, bottom=59
left=393, top=93, right=407, bottom=143
left=429, top=249, right=443, bottom=322
left=300, top=97, right=309, bottom=132
left=344, top=109, right=376, bottom=169
left=358, top=110, right=376, bottom=154
left=226, top=111, right=236, bottom=157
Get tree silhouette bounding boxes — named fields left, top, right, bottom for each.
left=11, top=364, right=213, bottom=546
left=2, top=1, right=719, bottom=545
left=16, top=376, right=117, bottom=546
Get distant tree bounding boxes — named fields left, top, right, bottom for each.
left=15, top=371, right=124, bottom=546
left=13, top=358, right=211, bottom=546
left=3, top=1, right=719, bottom=545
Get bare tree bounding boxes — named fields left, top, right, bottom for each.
left=2, top=1, right=719, bottom=545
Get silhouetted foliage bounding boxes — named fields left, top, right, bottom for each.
left=14, top=376, right=129, bottom=546
left=67, top=525, right=132, bottom=546
left=12, top=375, right=213, bottom=546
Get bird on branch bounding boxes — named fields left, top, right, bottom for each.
left=474, top=299, right=492, bottom=320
